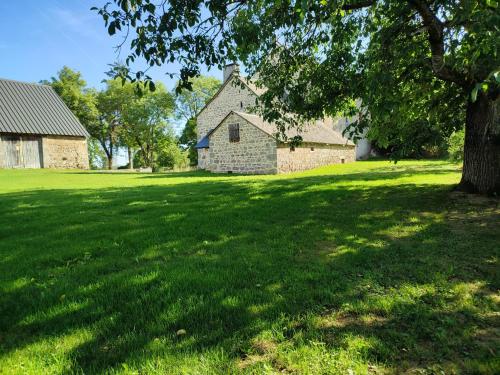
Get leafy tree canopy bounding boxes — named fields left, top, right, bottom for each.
left=174, top=76, right=221, bottom=122
left=179, top=117, right=198, bottom=166
left=175, top=75, right=220, bottom=165
left=121, top=81, right=177, bottom=168
left=42, top=66, right=99, bottom=132
left=94, top=1, right=499, bottom=193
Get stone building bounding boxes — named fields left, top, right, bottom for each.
left=0, top=78, right=89, bottom=169
left=195, top=64, right=356, bottom=174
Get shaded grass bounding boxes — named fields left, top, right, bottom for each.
left=0, top=160, right=498, bottom=374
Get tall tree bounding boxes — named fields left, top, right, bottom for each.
left=179, top=118, right=198, bottom=166
left=122, top=82, right=176, bottom=168
left=174, top=76, right=221, bottom=122
left=42, top=67, right=100, bottom=168
left=42, top=66, right=98, bottom=129
left=95, top=79, right=135, bottom=169
left=95, top=0, right=500, bottom=194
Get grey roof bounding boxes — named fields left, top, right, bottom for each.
left=0, top=78, right=89, bottom=137
left=230, top=111, right=354, bottom=146
left=195, top=134, right=210, bottom=149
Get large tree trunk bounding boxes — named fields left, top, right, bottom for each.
left=458, top=93, right=500, bottom=195
left=107, top=147, right=113, bottom=170
left=128, top=147, right=134, bottom=169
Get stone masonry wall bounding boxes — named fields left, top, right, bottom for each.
left=277, top=143, right=355, bottom=173
left=197, top=75, right=259, bottom=169
left=197, top=76, right=258, bottom=140
left=42, top=136, right=89, bottom=169
left=209, top=113, right=277, bottom=174
left=198, top=148, right=209, bottom=170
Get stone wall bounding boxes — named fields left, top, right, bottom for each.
left=197, top=75, right=258, bottom=168
left=209, top=113, right=277, bottom=174
left=198, top=148, right=209, bottom=169
left=42, top=136, right=89, bottom=169
left=276, top=143, right=355, bottom=173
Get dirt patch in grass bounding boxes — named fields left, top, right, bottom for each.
left=236, top=353, right=268, bottom=370
left=237, top=338, right=279, bottom=370
left=317, top=311, right=388, bottom=330
left=447, top=192, right=500, bottom=233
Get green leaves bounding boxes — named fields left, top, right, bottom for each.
left=471, top=83, right=481, bottom=102
left=470, top=68, right=500, bottom=102
left=485, top=0, right=498, bottom=8
left=107, top=20, right=122, bottom=35
left=174, top=76, right=221, bottom=121
left=108, top=22, right=115, bottom=35
left=494, top=71, right=500, bottom=83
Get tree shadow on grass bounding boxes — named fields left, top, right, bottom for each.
left=0, top=169, right=498, bottom=373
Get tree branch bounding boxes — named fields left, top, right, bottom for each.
left=342, top=1, right=375, bottom=11
left=407, top=0, right=471, bottom=88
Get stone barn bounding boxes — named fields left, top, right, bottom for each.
left=0, top=78, right=89, bottom=169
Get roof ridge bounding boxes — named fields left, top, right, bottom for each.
left=233, top=110, right=260, bottom=117
left=0, top=77, right=51, bottom=88
left=196, top=75, right=263, bottom=119
left=232, top=110, right=353, bottom=146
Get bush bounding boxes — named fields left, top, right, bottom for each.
left=133, top=142, right=190, bottom=171
left=156, top=142, right=189, bottom=169
left=447, top=129, right=465, bottom=162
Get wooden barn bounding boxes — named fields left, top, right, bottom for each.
left=0, top=78, right=89, bottom=169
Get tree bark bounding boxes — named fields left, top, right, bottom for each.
left=107, top=145, right=113, bottom=170
left=128, top=147, right=134, bottom=169
left=458, top=93, right=500, bottom=195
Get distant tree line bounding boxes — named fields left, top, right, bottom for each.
left=46, top=66, right=466, bottom=172
left=43, top=66, right=220, bottom=170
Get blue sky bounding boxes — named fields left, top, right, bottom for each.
left=0, top=0, right=221, bottom=90
left=0, top=0, right=224, bottom=165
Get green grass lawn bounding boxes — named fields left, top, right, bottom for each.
left=0, top=160, right=498, bottom=374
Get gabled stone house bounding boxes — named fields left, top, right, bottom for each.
left=195, top=64, right=356, bottom=174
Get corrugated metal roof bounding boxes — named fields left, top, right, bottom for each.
left=0, top=78, right=89, bottom=137
left=231, top=111, right=354, bottom=146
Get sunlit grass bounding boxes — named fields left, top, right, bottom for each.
left=0, top=160, right=498, bottom=374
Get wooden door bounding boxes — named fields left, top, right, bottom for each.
left=1, top=135, right=43, bottom=168
left=21, top=136, right=42, bottom=168
left=2, top=135, right=22, bottom=168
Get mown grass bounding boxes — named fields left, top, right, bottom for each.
left=0, top=160, right=498, bottom=374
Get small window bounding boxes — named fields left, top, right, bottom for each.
left=228, top=123, right=240, bottom=142
left=310, top=147, right=315, bottom=151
